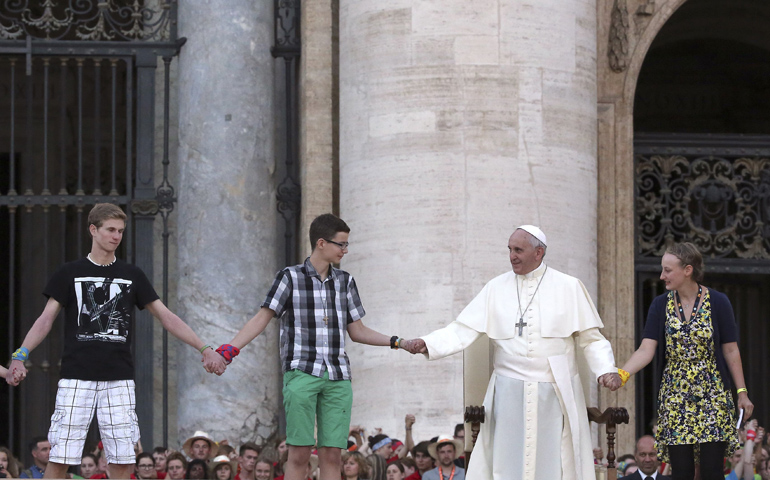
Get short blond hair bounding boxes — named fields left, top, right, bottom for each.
left=88, top=203, right=126, bottom=228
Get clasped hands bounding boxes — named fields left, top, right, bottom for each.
left=598, top=372, right=622, bottom=391
left=5, top=360, right=27, bottom=386
left=399, top=338, right=427, bottom=355
left=201, top=344, right=240, bottom=376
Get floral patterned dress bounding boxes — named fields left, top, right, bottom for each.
left=656, top=289, right=738, bottom=462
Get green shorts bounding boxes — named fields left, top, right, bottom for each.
left=282, top=369, right=353, bottom=449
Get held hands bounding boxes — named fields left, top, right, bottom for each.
left=202, top=348, right=227, bottom=376
left=400, top=338, right=427, bottom=355
left=5, top=360, right=28, bottom=386
left=598, top=372, right=622, bottom=391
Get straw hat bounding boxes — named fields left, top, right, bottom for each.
left=209, top=455, right=236, bottom=478
left=182, top=431, right=218, bottom=460
left=427, top=435, right=464, bottom=460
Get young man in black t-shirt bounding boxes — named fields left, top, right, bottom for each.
left=6, top=203, right=226, bottom=479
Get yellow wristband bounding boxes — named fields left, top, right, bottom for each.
left=737, top=387, right=748, bottom=394
left=618, top=368, right=630, bottom=387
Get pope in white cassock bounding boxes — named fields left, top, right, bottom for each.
left=403, top=225, right=621, bottom=480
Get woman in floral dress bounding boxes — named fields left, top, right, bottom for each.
left=619, top=242, right=753, bottom=480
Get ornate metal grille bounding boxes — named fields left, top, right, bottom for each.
left=635, top=134, right=770, bottom=271
left=272, top=0, right=300, bottom=266
left=0, top=0, right=177, bottom=41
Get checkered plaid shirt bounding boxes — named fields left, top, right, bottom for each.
left=262, top=258, right=366, bottom=380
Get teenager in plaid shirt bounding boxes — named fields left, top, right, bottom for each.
left=218, top=213, right=406, bottom=480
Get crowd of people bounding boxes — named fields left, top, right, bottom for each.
left=4, top=414, right=770, bottom=480
left=0, top=415, right=468, bottom=480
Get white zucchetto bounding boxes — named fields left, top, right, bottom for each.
left=516, top=224, right=547, bottom=246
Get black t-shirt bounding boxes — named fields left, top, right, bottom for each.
left=44, top=257, right=160, bottom=381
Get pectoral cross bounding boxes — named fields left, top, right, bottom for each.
left=515, top=317, right=527, bottom=336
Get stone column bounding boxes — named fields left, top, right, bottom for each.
left=299, top=0, right=337, bottom=259
left=176, top=2, right=281, bottom=447
left=339, top=0, right=599, bottom=438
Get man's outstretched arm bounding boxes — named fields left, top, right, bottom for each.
left=214, top=307, right=277, bottom=366
left=145, top=299, right=226, bottom=375
left=6, top=297, right=62, bottom=385
left=229, top=307, right=276, bottom=350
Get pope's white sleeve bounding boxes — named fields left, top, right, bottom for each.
left=576, top=327, right=616, bottom=379
left=420, top=321, right=483, bottom=361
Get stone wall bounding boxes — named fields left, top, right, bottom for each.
left=337, top=0, right=601, bottom=439
left=174, top=0, right=282, bottom=448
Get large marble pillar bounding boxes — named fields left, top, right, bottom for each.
left=176, top=2, right=281, bottom=447
left=299, top=0, right=337, bottom=259
left=340, top=0, right=599, bottom=438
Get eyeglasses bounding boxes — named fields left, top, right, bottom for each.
left=325, top=239, right=349, bottom=250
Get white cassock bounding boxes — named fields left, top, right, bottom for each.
left=421, top=262, right=616, bottom=480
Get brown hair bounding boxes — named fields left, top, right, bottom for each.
left=341, top=451, right=370, bottom=478
left=210, top=460, right=234, bottom=480
left=387, top=460, right=405, bottom=473
left=665, top=242, right=705, bottom=282
left=0, top=446, right=20, bottom=478
left=88, top=203, right=127, bottom=229
left=254, top=456, right=274, bottom=478
left=217, top=444, right=235, bottom=457
left=309, top=214, right=350, bottom=250
left=238, top=442, right=261, bottom=457
left=166, top=451, right=188, bottom=471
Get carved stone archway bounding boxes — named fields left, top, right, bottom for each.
left=598, top=0, right=770, bottom=454
left=596, top=0, right=689, bottom=455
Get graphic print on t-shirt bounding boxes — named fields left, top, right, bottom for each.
left=74, top=276, right=133, bottom=343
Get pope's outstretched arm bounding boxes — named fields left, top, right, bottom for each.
left=402, top=322, right=483, bottom=358
left=402, top=279, right=490, bottom=356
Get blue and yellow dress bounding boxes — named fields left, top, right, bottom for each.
left=653, top=289, right=738, bottom=462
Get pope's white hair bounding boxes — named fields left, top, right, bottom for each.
left=519, top=229, right=547, bottom=256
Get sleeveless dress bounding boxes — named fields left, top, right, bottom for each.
left=656, top=289, right=738, bottom=462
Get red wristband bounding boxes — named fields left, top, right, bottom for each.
left=216, top=344, right=240, bottom=365
left=747, top=430, right=757, bottom=441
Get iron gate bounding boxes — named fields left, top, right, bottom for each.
left=0, top=0, right=182, bottom=456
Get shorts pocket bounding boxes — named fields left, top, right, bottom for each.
left=129, top=410, right=140, bottom=443
left=48, top=408, right=66, bottom=447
